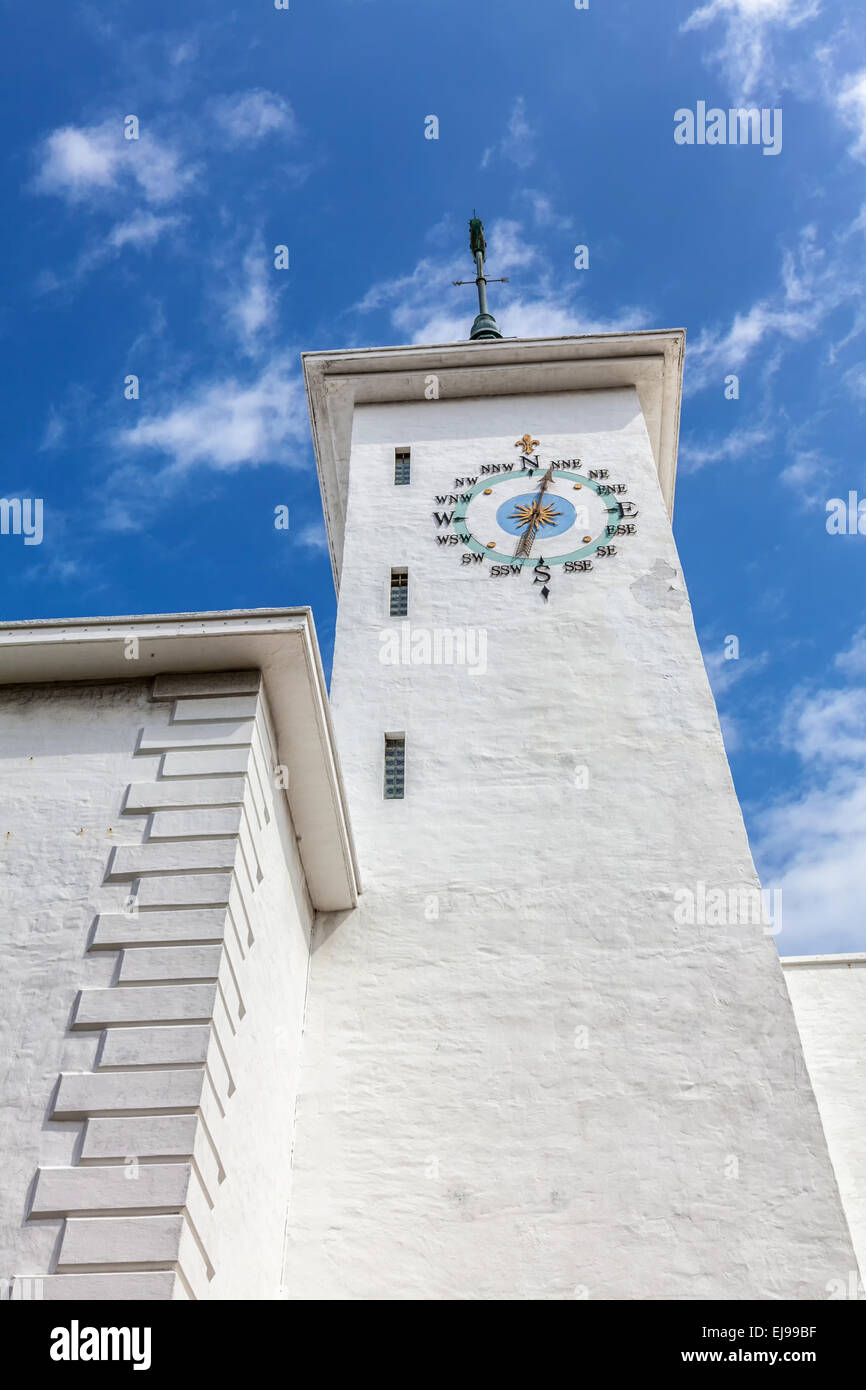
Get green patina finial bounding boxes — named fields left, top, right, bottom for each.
left=452, top=212, right=507, bottom=341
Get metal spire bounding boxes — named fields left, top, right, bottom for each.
left=452, top=212, right=508, bottom=340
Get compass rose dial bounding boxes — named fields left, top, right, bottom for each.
left=431, top=436, right=637, bottom=596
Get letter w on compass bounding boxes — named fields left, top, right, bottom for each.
left=510, top=464, right=562, bottom=558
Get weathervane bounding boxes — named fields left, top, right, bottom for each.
left=452, top=212, right=507, bottom=340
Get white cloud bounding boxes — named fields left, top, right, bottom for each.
left=702, top=644, right=770, bottom=698
left=107, top=211, right=179, bottom=249
left=113, top=355, right=307, bottom=473
left=481, top=96, right=535, bottom=170
left=782, top=684, right=866, bottom=765
left=521, top=191, right=575, bottom=231
left=679, top=423, right=773, bottom=472
left=33, top=120, right=193, bottom=206
left=779, top=448, right=834, bottom=507
left=681, top=0, right=821, bottom=103
left=296, top=523, right=329, bottom=551
left=100, top=498, right=142, bottom=534
left=685, top=224, right=857, bottom=393
left=170, top=39, right=199, bottom=67
left=35, top=125, right=120, bottom=197
left=39, top=410, right=66, bottom=452
left=834, top=68, right=866, bottom=159
left=64, top=211, right=183, bottom=282
left=752, top=654, right=866, bottom=954
left=835, top=627, right=866, bottom=676
left=223, top=246, right=280, bottom=355
left=211, top=90, right=297, bottom=146
left=354, top=214, right=648, bottom=345
left=843, top=363, right=866, bottom=400
left=757, top=771, right=866, bottom=955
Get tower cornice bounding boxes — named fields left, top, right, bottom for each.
left=302, top=328, right=686, bottom=590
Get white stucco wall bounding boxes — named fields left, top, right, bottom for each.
left=0, top=680, right=153, bottom=1292
left=0, top=674, right=312, bottom=1299
left=284, top=385, right=858, bottom=1298
left=784, top=957, right=866, bottom=1287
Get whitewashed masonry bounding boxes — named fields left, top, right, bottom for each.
left=0, top=611, right=358, bottom=1300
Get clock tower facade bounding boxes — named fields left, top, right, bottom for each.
left=283, top=329, right=858, bottom=1299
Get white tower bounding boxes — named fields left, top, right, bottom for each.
left=284, top=306, right=858, bottom=1297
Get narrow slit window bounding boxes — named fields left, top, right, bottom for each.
left=389, top=567, right=408, bottom=617
left=394, top=448, right=411, bottom=485
left=384, top=735, right=406, bottom=800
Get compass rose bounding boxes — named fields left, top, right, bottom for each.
left=508, top=499, right=563, bottom=531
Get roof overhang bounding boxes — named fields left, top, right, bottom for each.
left=0, top=609, right=360, bottom=911
left=303, top=328, right=686, bottom=589
left=781, top=954, right=866, bottom=968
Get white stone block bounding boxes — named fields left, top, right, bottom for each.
left=57, top=1214, right=212, bottom=1293
left=148, top=807, right=243, bottom=840
left=59, top=1213, right=185, bottom=1266
left=139, top=722, right=253, bottom=752
left=91, top=909, right=228, bottom=948
left=81, top=1114, right=200, bottom=1162
left=172, top=695, right=260, bottom=722
left=118, top=946, right=223, bottom=984
left=72, top=984, right=217, bottom=1028
left=98, top=1025, right=212, bottom=1069
left=31, top=1162, right=193, bottom=1216
left=133, top=873, right=233, bottom=909
left=107, top=840, right=238, bottom=880
left=123, top=778, right=246, bottom=812
left=160, top=748, right=251, bottom=778
left=53, top=1069, right=205, bottom=1117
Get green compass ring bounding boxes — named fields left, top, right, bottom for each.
left=452, top=467, right=622, bottom=567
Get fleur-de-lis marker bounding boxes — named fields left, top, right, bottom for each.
left=515, top=433, right=540, bottom=455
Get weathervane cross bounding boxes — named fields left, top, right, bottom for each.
left=452, top=212, right=507, bottom=340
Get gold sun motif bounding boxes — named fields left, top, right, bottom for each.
left=509, top=500, right=562, bottom=530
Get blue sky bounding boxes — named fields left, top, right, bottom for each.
left=1, top=0, right=865, bottom=955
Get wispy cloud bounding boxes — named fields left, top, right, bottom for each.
left=38, top=409, right=66, bottom=452
left=521, top=191, right=575, bottom=231
left=210, top=90, right=297, bottom=147
left=834, top=626, right=866, bottom=677
left=702, top=643, right=771, bottom=698
left=354, top=213, right=647, bottom=345
left=222, top=244, right=282, bottom=356
left=113, top=353, right=307, bottom=474
left=481, top=96, right=536, bottom=171
left=33, top=120, right=194, bottom=206
left=686, top=223, right=861, bottom=393
left=679, top=422, right=773, bottom=472
left=779, top=447, right=835, bottom=507
left=296, top=522, right=329, bottom=551
left=681, top=0, right=821, bottom=103
left=752, top=642, right=866, bottom=954
left=836, top=68, right=866, bottom=158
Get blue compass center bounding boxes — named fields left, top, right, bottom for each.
left=496, top=491, right=577, bottom=538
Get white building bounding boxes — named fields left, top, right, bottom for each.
left=0, top=326, right=863, bottom=1300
